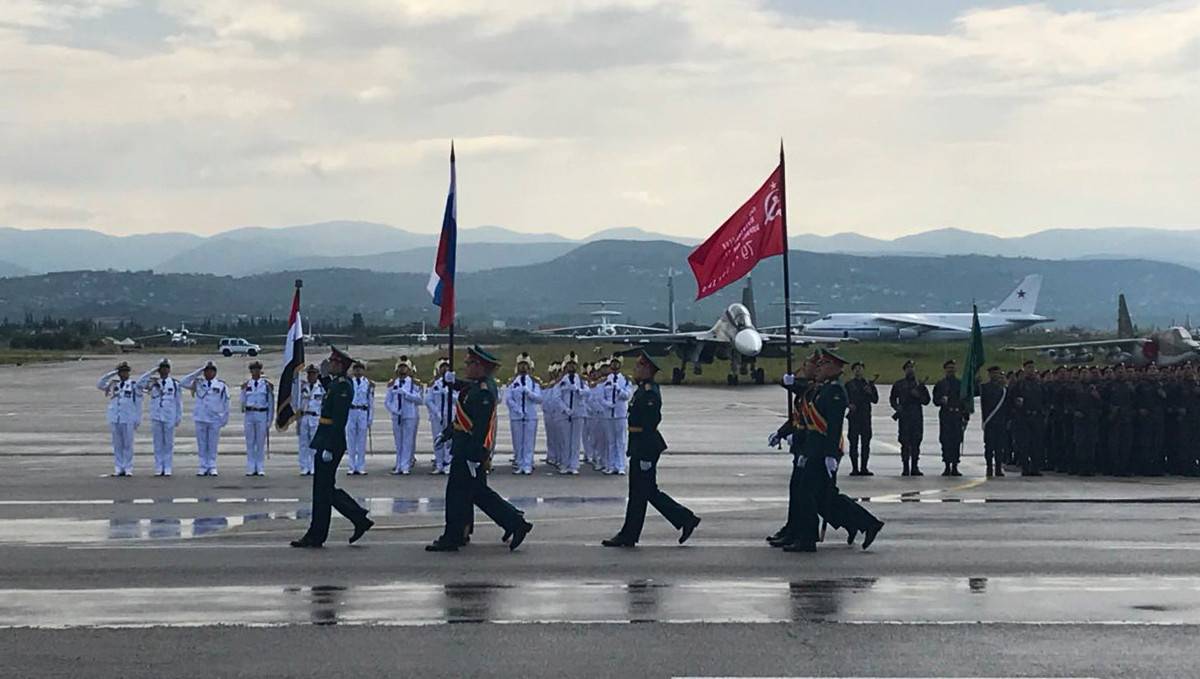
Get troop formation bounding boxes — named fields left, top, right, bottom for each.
left=95, top=351, right=643, bottom=479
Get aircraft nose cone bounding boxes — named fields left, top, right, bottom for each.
left=734, top=329, right=763, bottom=357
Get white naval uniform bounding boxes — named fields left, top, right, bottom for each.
left=541, top=385, right=563, bottom=467
left=296, top=380, right=325, bottom=475
left=182, top=370, right=230, bottom=475
left=239, top=377, right=274, bottom=475
left=137, top=371, right=183, bottom=475
left=345, top=376, right=374, bottom=474
left=584, top=382, right=607, bottom=470
left=504, top=374, right=543, bottom=474
left=553, top=373, right=585, bottom=473
left=598, top=372, right=633, bottom=474
left=424, top=379, right=452, bottom=473
left=385, top=376, right=423, bottom=474
left=97, top=371, right=142, bottom=475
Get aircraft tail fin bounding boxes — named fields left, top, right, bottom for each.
left=1117, top=294, right=1135, bottom=338
left=742, top=276, right=757, bottom=325
left=667, top=268, right=678, bottom=334
left=989, top=274, right=1041, bottom=316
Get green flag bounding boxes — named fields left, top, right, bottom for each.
left=960, top=304, right=985, bottom=414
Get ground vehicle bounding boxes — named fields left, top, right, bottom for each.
left=218, top=337, right=261, bottom=357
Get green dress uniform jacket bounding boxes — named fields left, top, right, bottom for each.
left=627, top=380, right=668, bottom=463
left=451, top=378, right=498, bottom=463
left=310, top=375, right=352, bottom=453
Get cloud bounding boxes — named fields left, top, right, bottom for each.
left=2, top=0, right=1200, bottom=237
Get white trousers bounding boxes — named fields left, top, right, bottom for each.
left=297, top=416, right=318, bottom=474
left=603, top=418, right=628, bottom=473
left=345, top=409, right=370, bottom=473
left=150, top=420, right=175, bottom=474
left=244, top=412, right=269, bottom=475
left=392, top=416, right=420, bottom=472
left=560, top=417, right=583, bottom=472
left=429, top=417, right=450, bottom=470
left=110, top=422, right=136, bottom=474
left=195, top=421, right=222, bottom=473
left=591, top=419, right=610, bottom=469
left=510, top=418, right=539, bottom=472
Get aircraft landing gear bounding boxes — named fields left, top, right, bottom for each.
left=753, top=367, right=765, bottom=385
left=671, top=367, right=685, bottom=385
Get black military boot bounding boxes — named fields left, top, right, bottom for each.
left=994, top=463, right=1005, bottom=477
left=849, top=454, right=861, bottom=476
left=860, top=452, right=874, bottom=476
left=901, top=458, right=910, bottom=477
left=942, top=463, right=952, bottom=476
left=950, top=463, right=962, bottom=477
left=985, top=461, right=994, bottom=477
left=910, top=458, right=924, bottom=476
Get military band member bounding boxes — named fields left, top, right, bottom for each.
left=542, top=362, right=564, bottom=469
left=296, top=364, right=324, bottom=475
left=889, top=360, right=930, bottom=476
left=553, top=353, right=586, bottom=475
left=932, top=359, right=966, bottom=477
left=597, top=356, right=632, bottom=475
left=505, top=353, right=543, bottom=475
left=345, top=360, right=374, bottom=475
left=425, top=357, right=453, bottom=474
left=602, top=351, right=700, bottom=547
left=979, top=366, right=1008, bottom=477
left=181, top=360, right=229, bottom=476
left=97, top=361, right=142, bottom=477
left=582, top=363, right=604, bottom=470
left=291, top=347, right=374, bottom=548
left=239, top=361, right=275, bottom=476
left=427, top=345, right=533, bottom=552
left=137, top=358, right=182, bottom=477
left=844, top=362, right=879, bottom=476
left=385, top=356, right=423, bottom=475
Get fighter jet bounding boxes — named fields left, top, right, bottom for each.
left=1004, top=294, right=1200, bottom=367
left=801, top=274, right=1050, bottom=341
left=595, top=277, right=848, bottom=385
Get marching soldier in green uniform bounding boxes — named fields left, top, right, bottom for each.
left=766, top=352, right=818, bottom=548
left=427, top=345, right=533, bottom=552
left=602, top=351, right=700, bottom=547
left=291, top=347, right=374, bottom=548
left=788, top=350, right=882, bottom=553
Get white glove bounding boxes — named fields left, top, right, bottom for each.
left=466, top=460, right=479, bottom=478
left=824, top=457, right=838, bottom=477
left=768, top=433, right=782, bottom=449
left=321, top=451, right=333, bottom=463
left=782, top=373, right=795, bottom=386
left=443, top=371, right=456, bottom=385
left=638, top=460, right=653, bottom=472
left=795, top=455, right=807, bottom=469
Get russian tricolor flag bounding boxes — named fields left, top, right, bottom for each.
left=427, top=144, right=457, bottom=329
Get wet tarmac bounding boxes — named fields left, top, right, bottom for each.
left=5, top=576, right=1200, bottom=628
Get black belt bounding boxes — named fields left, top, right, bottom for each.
left=245, top=407, right=269, bottom=412
left=351, top=405, right=369, bottom=410
left=303, top=411, right=319, bottom=417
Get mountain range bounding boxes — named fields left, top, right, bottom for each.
left=3, top=240, right=1199, bottom=329
left=6, top=222, right=1200, bottom=277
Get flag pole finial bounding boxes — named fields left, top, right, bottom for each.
left=294, top=279, right=303, bottom=289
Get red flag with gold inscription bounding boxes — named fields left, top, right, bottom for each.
left=687, top=165, right=785, bottom=300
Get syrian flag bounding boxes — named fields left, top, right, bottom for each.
left=275, top=281, right=305, bottom=430
left=427, top=144, right=457, bottom=328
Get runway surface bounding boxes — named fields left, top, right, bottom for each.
left=2, top=354, right=1200, bottom=677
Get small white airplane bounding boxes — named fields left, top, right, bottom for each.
left=596, top=277, right=851, bottom=385
left=536, top=301, right=661, bottom=338
left=136, top=322, right=221, bottom=347
left=801, top=274, right=1051, bottom=341
left=378, top=321, right=452, bottom=345
left=1005, top=294, right=1200, bottom=366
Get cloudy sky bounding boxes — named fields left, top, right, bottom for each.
left=2, top=0, right=1199, bottom=239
